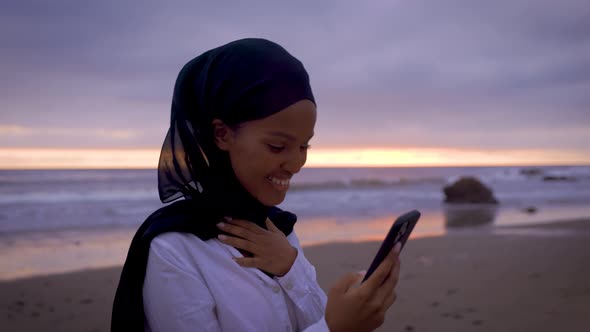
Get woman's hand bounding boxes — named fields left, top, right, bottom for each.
left=216, top=218, right=297, bottom=276
left=325, top=242, right=402, bottom=332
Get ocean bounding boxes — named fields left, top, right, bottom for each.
left=1, top=166, right=590, bottom=280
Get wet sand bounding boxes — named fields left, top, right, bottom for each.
left=1, top=218, right=589, bottom=332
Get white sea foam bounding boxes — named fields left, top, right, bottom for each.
left=0, top=189, right=158, bottom=204
left=0, top=166, right=589, bottom=233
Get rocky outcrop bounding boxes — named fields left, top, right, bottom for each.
left=443, top=177, right=498, bottom=204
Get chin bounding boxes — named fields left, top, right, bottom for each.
left=258, top=192, right=287, bottom=207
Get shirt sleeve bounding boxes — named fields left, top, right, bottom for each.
left=143, top=237, right=222, bottom=332
left=275, top=231, right=328, bottom=331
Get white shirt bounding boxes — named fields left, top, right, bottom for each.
left=143, top=230, right=329, bottom=332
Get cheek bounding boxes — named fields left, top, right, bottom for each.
left=229, top=146, right=288, bottom=203
left=230, top=146, right=273, bottom=185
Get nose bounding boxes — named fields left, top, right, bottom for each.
left=281, top=148, right=307, bottom=174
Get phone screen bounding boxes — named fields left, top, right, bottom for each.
left=361, top=210, right=420, bottom=282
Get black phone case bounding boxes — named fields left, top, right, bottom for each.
left=362, top=210, right=421, bottom=282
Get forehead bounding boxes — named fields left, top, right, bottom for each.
left=242, top=100, right=316, bottom=139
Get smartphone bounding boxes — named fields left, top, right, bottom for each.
left=362, top=210, right=421, bottom=282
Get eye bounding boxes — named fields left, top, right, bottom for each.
left=300, top=144, right=311, bottom=151
left=267, top=144, right=285, bottom=153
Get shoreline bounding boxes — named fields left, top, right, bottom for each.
left=1, top=210, right=589, bottom=282
left=1, top=217, right=589, bottom=331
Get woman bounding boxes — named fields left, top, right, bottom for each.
left=111, top=38, right=401, bottom=332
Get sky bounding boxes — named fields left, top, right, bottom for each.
left=1, top=0, right=589, bottom=168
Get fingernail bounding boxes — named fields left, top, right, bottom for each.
left=217, top=222, right=225, bottom=228
left=357, top=270, right=367, bottom=276
left=394, top=242, right=402, bottom=253
left=224, top=216, right=232, bottom=222
left=218, top=234, right=226, bottom=240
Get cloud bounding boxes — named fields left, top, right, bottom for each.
left=0, top=148, right=160, bottom=169
left=0, top=125, right=136, bottom=138
left=0, top=0, right=588, bottom=153
left=0, top=125, right=161, bottom=148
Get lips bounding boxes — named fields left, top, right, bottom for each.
left=266, top=176, right=290, bottom=191
left=267, top=176, right=289, bottom=185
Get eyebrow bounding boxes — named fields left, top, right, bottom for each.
left=267, top=131, right=314, bottom=142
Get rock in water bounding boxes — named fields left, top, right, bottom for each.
left=443, top=177, right=498, bottom=204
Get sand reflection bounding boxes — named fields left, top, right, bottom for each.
left=295, top=211, right=447, bottom=246
left=443, top=204, right=499, bottom=228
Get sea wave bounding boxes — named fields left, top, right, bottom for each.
left=290, top=177, right=447, bottom=191
left=516, top=166, right=590, bottom=180
left=444, top=166, right=590, bottom=186
left=0, top=169, right=154, bottom=185
left=0, top=190, right=158, bottom=204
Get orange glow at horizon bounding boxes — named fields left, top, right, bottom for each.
left=306, top=147, right=590, bottom=167
left=0, top=148, right=160, bottom=169
left=0, top=147, right=588, bottom=169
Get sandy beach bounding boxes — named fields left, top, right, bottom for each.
left=1, top=218, right=589, bottom=332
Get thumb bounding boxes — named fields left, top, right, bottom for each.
left=331, top=272, right=364, bottom=294
left=265, top=218, right=280, bottom=232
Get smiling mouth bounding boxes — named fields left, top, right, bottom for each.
left=266, top=176, right=290, bottom=191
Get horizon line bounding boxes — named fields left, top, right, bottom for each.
left=1, top=147, right=589, bottom=170
left=1, top=163, right=589, bottom=171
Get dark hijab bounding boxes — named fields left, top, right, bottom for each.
left=111, top=38, right=315, bottom=331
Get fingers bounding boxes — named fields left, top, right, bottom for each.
left=381, top=290, right=397, bottom=316
left=330, top=272, right=364, bottom=295
left=394, top=241, right=402, bottom=255
left=230, top=218, right=267, bottom=232
left=386, top=290, right=397, bottom=307
left=218, top=234, right=258, bottom=253
left=375, top=258, right=400, bottom=303
left=217, top=219, right=265, bottom=240
left=233, top=257, right=262, bottom=269
left=265, top=218, right=280, bottom=232
left=363, top=242, right=401, bottom=292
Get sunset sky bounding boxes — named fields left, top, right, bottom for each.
left=1, top=0, right=589, bottom=168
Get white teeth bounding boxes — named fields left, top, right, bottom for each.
left=267, top=177, right=289, bottom=186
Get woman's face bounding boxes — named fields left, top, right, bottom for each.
left=214, top=99, right=316, bottom=206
